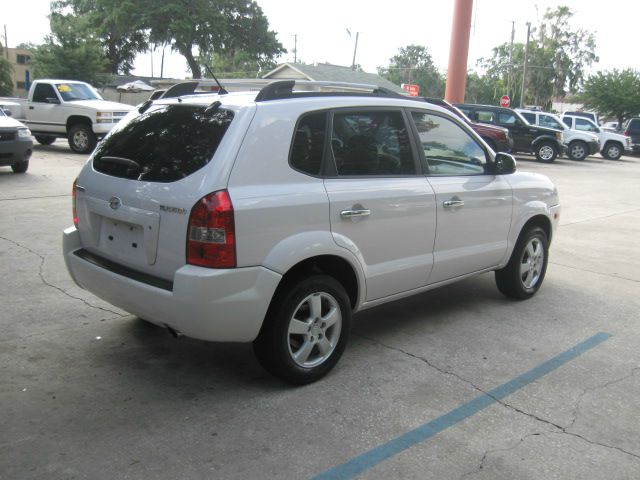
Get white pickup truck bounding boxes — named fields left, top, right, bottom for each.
left=0, top=79, right=133, bottom=153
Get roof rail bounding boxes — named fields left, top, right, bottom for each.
left=254, top=80, right=419, bottom=103
left=160, top=81, right=200, bottom=99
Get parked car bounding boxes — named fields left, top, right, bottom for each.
left=561, top=115, right=632, bottom=160
left=63, top=80, right=560, bottom=384
left=0, top=79, right=133, bottom=153
left=601, top=121, right=620, bottom=133
left=517, top=109, right=599, bottom=161
left=455, top=103, right=564, bottom=162
left=622, top=118, right=640, bottom=154
left=422, top=98, right=513, bottom=152
left=0, top=107, right=33, bottom=173
left=563, top=110, right=599, bottom=125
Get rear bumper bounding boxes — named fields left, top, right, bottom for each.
left=63, top=226, right=282, bottom=342
left=0, top=137, right=33, bottom=166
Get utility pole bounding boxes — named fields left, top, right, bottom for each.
left=351, top=32, right=359, bottom=70
left=293, top=34, right=297, bottom=63
left=3, top=25, right=8, bottom=59
left=507, top=21, right=514, bottom=98
left=520, top=22, right=531, bottom=108
left=160, top=42, right=166, bottom=78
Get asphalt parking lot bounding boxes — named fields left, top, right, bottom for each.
left=1, top=142, right=639, bottom=479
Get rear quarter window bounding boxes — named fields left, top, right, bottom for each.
left=93, top=104, right=234, bottom=183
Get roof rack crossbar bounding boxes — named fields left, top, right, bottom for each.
left=254, top=80, right=422, bottom=103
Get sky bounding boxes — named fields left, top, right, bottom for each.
left=2, top=0, right=639, bottom=80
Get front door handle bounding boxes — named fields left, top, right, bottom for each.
left=443, top=199, right=465, bottom=208
left=29, top=106, right=34, bottom=110
left=340, top=208, right=371, bottom=218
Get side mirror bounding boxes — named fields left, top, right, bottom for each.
left=46, top=97, right=61, bottom=105
left=494, top=152, right=517, bottom=175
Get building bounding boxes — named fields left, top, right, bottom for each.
left=5, top=47, right=32, bottom=96
left=262, top=63, right=404, bottom=94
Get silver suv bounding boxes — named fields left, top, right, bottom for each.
left=63, top=81, right=560, bottom=384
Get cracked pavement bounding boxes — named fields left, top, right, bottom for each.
left=1, top=143, right=639, bottom=479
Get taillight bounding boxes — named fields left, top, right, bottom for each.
left=187, top=190, right=236, bottom=268
left=72, top=177, right=78, bottom=228
left=624, top=130, right=630, bottom=136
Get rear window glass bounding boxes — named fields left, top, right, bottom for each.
left=290, top=112, right=326, bottom=176
left=93, top=104, right=234, bottom=182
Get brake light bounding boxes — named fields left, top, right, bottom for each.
left=624, top=130, right=630, bottom=136
left=72, top=178, right=78, bottom=228
left=187, top=190, right=236, bottom=268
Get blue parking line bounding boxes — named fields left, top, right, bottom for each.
left=312, top=332, right=612, bottom=480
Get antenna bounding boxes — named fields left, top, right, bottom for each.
left=203, top=65, right=229, bottom=95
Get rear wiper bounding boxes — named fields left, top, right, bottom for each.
left=99, top=156, right=141, bottom=171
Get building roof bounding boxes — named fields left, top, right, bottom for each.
left=263, top=63, right=404, bottom=94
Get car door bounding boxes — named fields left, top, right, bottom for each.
left=496, top=110, right=535, bottom=151
left=323, top=108, right=437, bottom=301
left=408, top=110, right=513, bottom=284
left=27, top=83, right=63, bottom=133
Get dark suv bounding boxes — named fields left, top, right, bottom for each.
left=455, top=104, right=564, bottom=162
left=623, top=118, right=640, bottom=154
left=422, top=98, right=513, bottom=153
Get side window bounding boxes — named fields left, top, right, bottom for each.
left=32, top=83, right=57, bottom=103
left=290, top=112, right=326, bottom=176
left=562, top=117, right=572, bottom=128
left=575, top=118, right=598, bottom=132
left=476, top=110, right=495, bottom=123
left=411, top=112, right=489, bottom=176
left=520, top=112, right=535, bottom=124
left=497, top=112, right=518, bottom=125
left=540, top=114, right=563, bottom=129
left=331, top=110, right=415, bottom=176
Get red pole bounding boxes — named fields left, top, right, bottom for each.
left=444, top=0, right=474, bottom=103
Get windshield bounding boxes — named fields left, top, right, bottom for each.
left=56, top=83, right=102, bottom=101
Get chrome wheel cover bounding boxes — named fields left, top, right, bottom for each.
left=287, top=292, right=342, bottom=368
left=570, top=144, right=585, bottom=159
left=539, top=145, right=555, bottom=161
left=520, top=238, right=544, bottom=289
left=607, top=145, right=620, bottom=158
left=73, top=130, right=89, bottom=150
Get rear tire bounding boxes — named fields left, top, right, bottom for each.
left=495, top=226, right=549, bottom=300
left=253, top=274, right=351, bottom=385
left=568, top=140, right=588, bottom=161
left=602, top=142, right=623, bottom=160
left=34, top=135, right=56, bottom=146
left=534, top=141, right=557, bottom=163
left=68, top=124, right=97, bottom=154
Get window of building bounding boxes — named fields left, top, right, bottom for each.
left=16, top=54, right=30, bottom=65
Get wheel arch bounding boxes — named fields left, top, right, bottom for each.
left=66, top=115, right=93, bottom=133
left=531, top=135, right=560, bottom=150
left=271, top=255, right=361, bottom=311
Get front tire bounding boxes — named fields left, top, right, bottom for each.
left=34, top=135, right=56, bottom=146
left=68, top=124, right=97, bottom=154
left=11, top=159, right=29, bottom=173
left=534, top=141, right=558, bottom=162
left=602, top=142, right=623, bottom=160
left=253, top=274, right=351, bottom=385
left=568, top=141, right=588, bottom=161
left=495, top=226, right=549, bottom=300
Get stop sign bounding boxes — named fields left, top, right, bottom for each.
left=500, top=95, right=510, bottom=107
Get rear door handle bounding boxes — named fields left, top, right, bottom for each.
left=443, top=200, right=465, bottom=208
left=29, top=106, right=34, bottom=110
left=340, top=208, right=371, bottom=218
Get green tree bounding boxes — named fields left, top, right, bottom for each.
left=464, top=71, right=503, bottom=105
left=477, top=6, right=597, bottom=109
left=0, top=45, right=13, bottom=96
left=52, top=0, right=149, bottom=74
left=199, top=49, right=279, bottom=78
left=581, top=69, right=640, bottom=126
left=378, top=45, right=445, bottom=98
left=146, top=0, right=285, bottom=79
left=31, top=12, right=108, bottom=84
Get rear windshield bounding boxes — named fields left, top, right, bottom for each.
left=93, top=104, right=234, bottom=182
